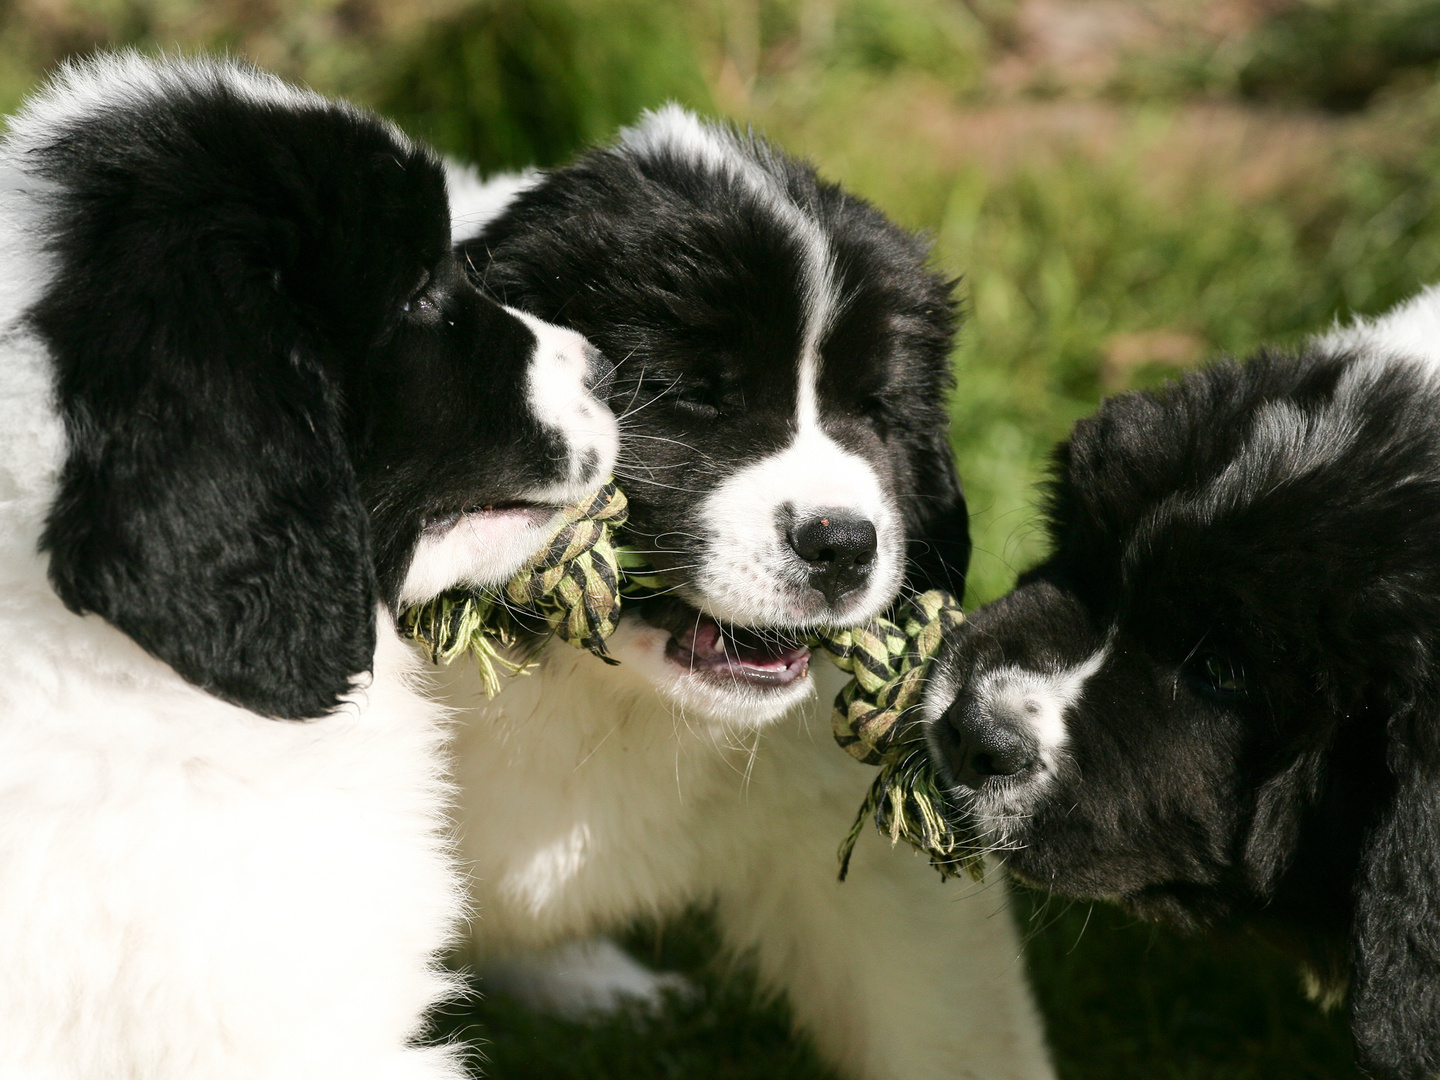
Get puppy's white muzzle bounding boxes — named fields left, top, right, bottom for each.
left=691, top=419, right=904, bottom=629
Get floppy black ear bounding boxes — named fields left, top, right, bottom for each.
left=32, top=189, right=377, bottom=721
left=38, top=301, right=377, bottom=720
left=1348, top=701, right=1440, bottom=1079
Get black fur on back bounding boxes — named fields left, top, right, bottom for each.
left=932, top=345, right=1440, bottom=1078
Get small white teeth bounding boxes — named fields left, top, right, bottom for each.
left=715, top=632, right=726, bottom=656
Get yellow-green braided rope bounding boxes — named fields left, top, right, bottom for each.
left=397, top=482, right=980, bottom=881
left=399, top=483, right=630, bottom=695
left=811, top=592, right=984, bottom=883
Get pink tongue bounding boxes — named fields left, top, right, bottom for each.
left=672, top=617, right=811, bottom=682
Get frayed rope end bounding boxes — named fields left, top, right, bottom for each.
left=399, top=482, right=631, bottom=695
left=820, top=591, right=986, bottom=884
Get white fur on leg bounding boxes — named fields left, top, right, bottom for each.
left=706, top=699, right=1053, bottom=1079
left=482, top=938, right=694, bottom=1019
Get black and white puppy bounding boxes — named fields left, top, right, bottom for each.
left=924, top=285, right=1440, bottom=1080
left=0, top=53, right=615, bottom=1078
left=439, top=108, right=1054, bottom=1080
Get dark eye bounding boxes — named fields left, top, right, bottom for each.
left=1191, top=649, right=1248, bottom=700
left=857, top=392, right=892, bottom=434
left=401, top=270, right=435, bottom=315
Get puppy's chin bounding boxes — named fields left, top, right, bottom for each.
left=398, top=504, right=562, bottom=604
left=603, top=611, right=817, bottom=728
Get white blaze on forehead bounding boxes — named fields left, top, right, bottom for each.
left=620, top=108, right=904, bottom=628
left=617, top=105, right=843, bottom=393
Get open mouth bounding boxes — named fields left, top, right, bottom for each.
left=423, top=500, right=556, bottom=536
left=640, top=597, right=811, bottom=689
left=401, top=498, right=574, bottom=607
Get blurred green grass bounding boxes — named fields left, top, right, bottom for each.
left=4, top=1, right=1437, bottom=1076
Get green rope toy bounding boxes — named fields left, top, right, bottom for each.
left=399, top=481, right=983, bottom=882
left=810, top=594, right=983, bottom=882
left=401, top=484, right=628, bottom=693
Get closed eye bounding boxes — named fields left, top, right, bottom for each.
left=617, top=373, right=721, bottom=418
left=853, top=392, right=891, bottom=437
left=672, top=385, right=721, bottom=418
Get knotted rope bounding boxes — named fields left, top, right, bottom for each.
left=400, top=483, right=631, bottom=696
left=398, top=482, right=981, bottom=881
left=811, top=592, right=984, bottom=883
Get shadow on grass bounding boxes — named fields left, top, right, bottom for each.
left=425, top=896, right=1361, bottom=1079
left=1014, top=887, right=1362, bottom=1080
left=424, top=912, right=837, bottom=1080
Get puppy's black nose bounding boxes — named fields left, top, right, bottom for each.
left=938, top=696, right=1035, bottom=790
left=788, top=511, right=877, bottom=605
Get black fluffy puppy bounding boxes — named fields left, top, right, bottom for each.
left=924, top=286, right=1440, bottom=1080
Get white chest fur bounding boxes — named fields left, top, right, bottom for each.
left=0, top=303, right=464, bottom=1080
left=0, top=585, right=465, bottom=1078
left=440, top=645, right=1056, bottom=1080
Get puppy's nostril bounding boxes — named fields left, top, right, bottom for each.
left=788, top=511, right=878, bottom=606
left=940, top=699, right=1035, bottom=790
left=968, top=745, right=1027, bottom=777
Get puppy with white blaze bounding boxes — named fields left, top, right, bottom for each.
left=923, top=284, right=1440, bottom=1080
left=440, top=107, right=1054, bottom=1080
left=0, top=54, right=616, bottom=1079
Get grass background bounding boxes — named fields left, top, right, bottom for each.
left=8, top=0, right=1440, bottom=1075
